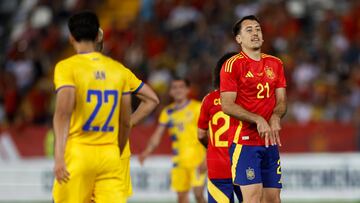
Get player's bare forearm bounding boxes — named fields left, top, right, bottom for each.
left=221, top=92, right=263, bottom=124
left=53, top=113, right=70, bottom=160
left=53, top=88, right=75, bottom=160
left=272, top=88, right=287, bottom=119
left=53, top=88, right=74, bottom=183
left=198, top=128, right=208, bottom=148
left=138, top=125, right=166, bottom=165
left=142, top=125, right=166, bottom=155
left=131, top=85, right=159, bottom=126
left=119, top=94, right=132, bottom=155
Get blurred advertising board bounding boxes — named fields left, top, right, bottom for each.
left=0, top=154, right=360, bottom=202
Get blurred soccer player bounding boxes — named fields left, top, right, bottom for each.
left=52, top=11, right=158, bottom=203
left=95, top=26, right=160, bottom=201
left=220, top=15, right=287, bottom=203
left=198, top=52, right=243, bottom=203
left=139, top=77, right=206, bottom=203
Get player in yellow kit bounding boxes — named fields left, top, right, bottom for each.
left=52, top=11, right=159, bottom=203
left=95, top=27, right=159, bottom=201
left=139, top=77, right=207, bottom=203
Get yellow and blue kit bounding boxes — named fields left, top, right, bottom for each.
left=53, top=52, right=143, bottom=203
left=159, top=100, right=206, bottom=192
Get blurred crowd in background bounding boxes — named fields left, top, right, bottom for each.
left=0, top=0, right=359, bottom=130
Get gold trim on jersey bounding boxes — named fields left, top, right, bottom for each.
left=231, top=144, right=243, bottom=182
left=224, top=54, right=243, bottom=73
left=261, top=53, right=282, bottom=63
left=208, top=120, right=214, bottom=145
left=233, top=121, right=243, bottom=143
left=208, top=178, right=230, bottom=202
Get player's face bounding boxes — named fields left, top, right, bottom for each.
left=169, top=80, right=189, bottom=102
left=236, top=20, right=263, bottom=50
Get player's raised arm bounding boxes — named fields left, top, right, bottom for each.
left=118, top=93, right=132, bottom=155
left=53, top=87, right=75, bottom=184
left=131, top=83, right=160, bottom=126
left=138, top=124, right=166, bottom=165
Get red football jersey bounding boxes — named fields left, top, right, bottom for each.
left=220, top=51, right=287, bottom=146
left=198, top=89, right=235, bottom=179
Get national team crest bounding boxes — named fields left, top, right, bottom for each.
left=265, top=66, right=275, bottom=80
left=246, top=167, right=255, bottom=180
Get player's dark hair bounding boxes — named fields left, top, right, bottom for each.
left=68, top=11, right=99, bottom=42
left=232, top=15, right=260, bottom=37
left=171, top=76, right=190, bottom=87
left=214, top=52, right=238, bottom=89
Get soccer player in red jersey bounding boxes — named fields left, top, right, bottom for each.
left=220, top=15, right=287, bottom=203
left=198, top=52, right=243, bottom=203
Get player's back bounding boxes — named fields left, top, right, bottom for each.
left=54, top=52, right=131, bottom=145
left=198, top=89, right=232, bottom=179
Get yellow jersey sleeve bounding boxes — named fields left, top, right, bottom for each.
left=54, top=61, right=75, bottom=91
left=120, top=66, right=143, bottom=94
left=128, top=69, right=143, bottom=93
left=159, top=107, right=170, bottom=126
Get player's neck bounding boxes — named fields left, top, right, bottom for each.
left=174, top=99, right=189, bottom=107
left=74, top=41, right=97, bottom=54
left=242, top=47, right=261, bottom=61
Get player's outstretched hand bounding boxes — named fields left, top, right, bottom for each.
left=138, top=152, right=147, bottom=166
left=269, top=114, right=282, bottom=146
left=54, top=158, right=70, bottom=184
left=256, top=116, right=274, bottom=147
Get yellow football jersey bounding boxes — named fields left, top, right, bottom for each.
left=54, top=52, right=142, bottom=146
left=159, top=100, right=205, bottom=168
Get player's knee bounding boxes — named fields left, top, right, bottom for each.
left=243, top=189, right=262, bottom=203
left=194, top=192, right=204, bottom=202
left=177, top=191, right=189, bottom=203
left=262, top=194, right=280, bottom=203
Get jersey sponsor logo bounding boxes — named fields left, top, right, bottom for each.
left=245, top=71, right=254, bottom=78
left=246, top=167, right=255, bottom=180
left=265, top=66, right=275, bottom=80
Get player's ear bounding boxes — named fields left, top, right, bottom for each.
left=96, top=28, right=103, bottom=43
left=69, top=34, right=76, bottom=45
left=235, top=34, right=242, bottom=45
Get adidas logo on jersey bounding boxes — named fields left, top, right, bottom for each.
left=245, top=71, right=254, bottom=78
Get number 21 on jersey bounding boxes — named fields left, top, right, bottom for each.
left=257, top=82, right=269, bottom=99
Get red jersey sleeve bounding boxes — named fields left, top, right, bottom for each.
left=220, top=59, right=239, bottom=92
left=276, top=61, right=287, bottom=88
left=198, top=95, right=210, bottom=130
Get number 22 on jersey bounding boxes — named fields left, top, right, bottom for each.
left=82, top=89, right=118, bottom=132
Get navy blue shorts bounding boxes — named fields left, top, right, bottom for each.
left=208, top=178, right=242, bottom=203
left=229, top=143, right=282, bottom=188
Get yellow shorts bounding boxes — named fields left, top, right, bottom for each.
left=171, top=166, right=206, bottom=192
left=119, top=157, right=132, bottom=197
left=52, top=143, right=128, bottom=203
